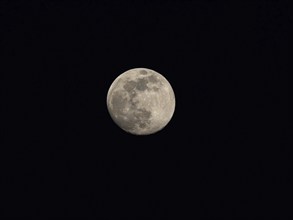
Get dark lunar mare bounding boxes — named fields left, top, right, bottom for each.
left=147, top=74, right=158, bottom=83
left=140, top=70, right=148, bottom=75
left=135, top=78, right=149, bottom=91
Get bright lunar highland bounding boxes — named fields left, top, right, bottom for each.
left=107, top=68, right=175, bottom=135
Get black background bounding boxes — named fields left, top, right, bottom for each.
left=1, top=0, right=291, bottom=219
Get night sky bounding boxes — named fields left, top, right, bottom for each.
left=1, top=0, right=290, bottom=219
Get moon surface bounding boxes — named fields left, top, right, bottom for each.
left=107, top=68, right=175, bottom=135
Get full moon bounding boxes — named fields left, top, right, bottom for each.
left=107, top=68, right=175, bottom=135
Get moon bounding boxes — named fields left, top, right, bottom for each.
left=107, top=68, right=175, bottom=135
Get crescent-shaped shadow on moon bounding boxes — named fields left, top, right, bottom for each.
left=107, top=68, right=175, bottom=135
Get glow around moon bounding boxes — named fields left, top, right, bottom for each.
left=106, top=68, right=175, bottom=135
